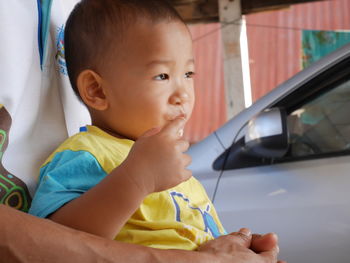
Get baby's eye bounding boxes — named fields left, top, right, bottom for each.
left=184, top=71, right=195, bottom=79
left=154, top=73, right=169, bottom=81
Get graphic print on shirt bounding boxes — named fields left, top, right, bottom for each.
left=55, top=24, right=68, bottom=75
left=169, top=191, right=222, bottom=239
left=0, top=105, right=32, bottom=212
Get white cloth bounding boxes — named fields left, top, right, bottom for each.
left=0, top=0, right=90, bottom=197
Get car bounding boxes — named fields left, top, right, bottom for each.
left=188, top=43, right=350, bottom=263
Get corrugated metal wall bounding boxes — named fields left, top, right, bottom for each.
left=186, top=0, right=350, bottom=143
left=185, top=23, right=227, bottom=143
left=247, top=0, right=350, bottom=101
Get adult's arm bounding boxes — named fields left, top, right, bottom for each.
left=0, top=205, right=197, bottom=263
left=0, top=205, right=280, bottom=263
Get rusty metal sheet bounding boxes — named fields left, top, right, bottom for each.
left=184, top=0, right=350, bottom=142
left=185, top=23, right=227, bottom=143
left=247, top=0, right=350, bottom=101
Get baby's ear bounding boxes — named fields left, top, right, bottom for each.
left=77, top=70, right=108, bottom=111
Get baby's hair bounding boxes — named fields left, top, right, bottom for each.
left=64, top=0, right=184, bottom=100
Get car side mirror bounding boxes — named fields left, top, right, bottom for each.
left=213, top=107, right=289, bottom=171
left=244, top=107, right=289, bottom=158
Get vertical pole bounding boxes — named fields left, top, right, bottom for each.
left=219, top=0, right=246, bottom=118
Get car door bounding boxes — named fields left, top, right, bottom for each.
left=210, top=52, right=350, bottom=263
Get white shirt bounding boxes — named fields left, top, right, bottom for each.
left=0, top=0, right=90, bottom=197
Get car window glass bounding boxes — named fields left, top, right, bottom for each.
left=287, top=79, right=350, bottom=157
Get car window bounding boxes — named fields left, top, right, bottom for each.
left=214, top=55, right=350, bottom=171
left=287, top=79, right=350, bottom=157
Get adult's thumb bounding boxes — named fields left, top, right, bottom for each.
left=251, top=233, right=278, bottom=253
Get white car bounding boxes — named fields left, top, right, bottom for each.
left=189, top=43, right=350, bottom=263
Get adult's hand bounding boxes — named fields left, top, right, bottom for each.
left=197, top=228, right=283, bottom=263
left=250, top=232, right=287, bottom=263
left=251, top=232, right=279, bottom=253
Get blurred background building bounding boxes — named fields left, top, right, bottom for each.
left=179, top=0, right=350, bottom=143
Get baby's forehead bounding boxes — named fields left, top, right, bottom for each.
left=116, top=23, right=192, bottom=63
left=145, top=58, right=195, bottom=69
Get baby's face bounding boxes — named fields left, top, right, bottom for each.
left=101, top=20, right=195, bottom=140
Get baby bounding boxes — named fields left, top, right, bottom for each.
left=29, top=0, right=226, bottom=250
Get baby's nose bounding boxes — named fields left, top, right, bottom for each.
left=170, top=91, right=189, bottom=105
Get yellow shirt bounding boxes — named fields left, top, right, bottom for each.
left=32, top=125, right=226, bottom=250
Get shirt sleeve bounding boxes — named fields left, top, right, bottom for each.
left=29, top=149, right=107, bottom=218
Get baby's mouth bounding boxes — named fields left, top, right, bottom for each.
left=176, top=113, right=187, bottom=120
left=167, top=113, right=187, bottom=121
left=168, top=106, right=187, bottom=121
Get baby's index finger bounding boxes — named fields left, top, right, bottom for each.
left=161, top=117, right=186, bottom=138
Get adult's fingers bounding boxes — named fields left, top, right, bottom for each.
left=259, top=246, right=279, bottom=263
left=226, top=228, right=252, bottom=247
left=251, top=233, right=278, bottom=253
left=252, top=233, right=286, bottom=263
left=238, top=228, right=252, bottom=236
left=197, top=232, right=251, bottom=254
left=228, top=228, right=252, bottom=239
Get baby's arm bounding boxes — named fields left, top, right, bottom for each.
left=49, top=118, right=191, bottom=239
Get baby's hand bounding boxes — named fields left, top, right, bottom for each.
left=120, top=117, right=192, bottom=195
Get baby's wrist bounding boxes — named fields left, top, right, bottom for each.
left=114, top=162, right=151, bottom=197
